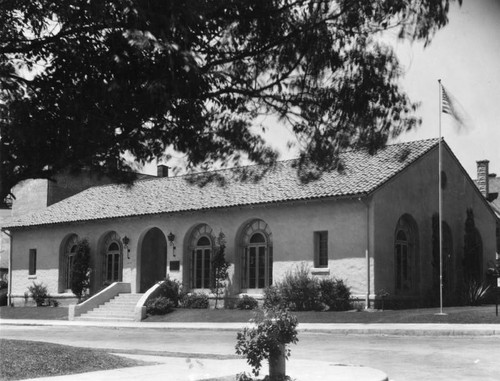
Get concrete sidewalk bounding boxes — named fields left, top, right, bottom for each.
left=19, top=354, right=389, bottom=381
left=3, top=319, right=499, bottom=381
left=1, top=318, right=500, bottom=336
left=0, top=318, right=393, bottom=381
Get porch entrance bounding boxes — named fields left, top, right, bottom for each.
left=140, top=228, right=167, bottom=292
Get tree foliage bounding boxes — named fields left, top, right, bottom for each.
left=463, top=208, right=482, bottom=282
left=70, top=238, right=91, bottom=302
left=235, top=308, right=299, bottom=377
left=211, top=231, right=230, bottom=309
left=1, top=0, right=461, bottom=202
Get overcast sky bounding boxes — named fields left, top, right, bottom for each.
left=146, top=1, right=500, bottom=180
left=394, top=0, right=500, bottom=179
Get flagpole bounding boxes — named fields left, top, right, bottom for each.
left=437, top=79, right=445, bottom=316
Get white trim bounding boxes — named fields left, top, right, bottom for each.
left=311, top=268, right=330, bottom=276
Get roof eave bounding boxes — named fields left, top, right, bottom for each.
left=3, top=191, right=372, bottom=231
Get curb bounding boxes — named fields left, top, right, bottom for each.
left=2, top=319, right=500, bottom=336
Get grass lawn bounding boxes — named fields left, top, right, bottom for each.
left=0, top=306, right=68, bottom=320
left=144, top=305, right=500, bottom=324
left=0, top=339, right=148, bottom=381
left=2, top=305, right=500, bottom=324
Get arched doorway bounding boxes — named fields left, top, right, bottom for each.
left=394, top=214, right=419, bottom=294
left=59, top=234, right=79, bottom=293
left=442, top=222, right=453, bottom=294
left=186, top=224, right=215, bottom=290
left=239, top=219, right=273, bottom=290
left=140, top=228, right=167, bottom=292
left=101, top=231, right=124, bottom=286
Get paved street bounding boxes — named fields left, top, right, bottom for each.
left=1, top=324, right=499, bottom=381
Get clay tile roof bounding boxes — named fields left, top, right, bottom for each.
left=3, top=139, right=439, bottom=229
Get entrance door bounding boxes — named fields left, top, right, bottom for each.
left=140, top=228, right=167, bottom=292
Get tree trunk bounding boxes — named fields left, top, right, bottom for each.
left=269, top=343, right=286, bottom=380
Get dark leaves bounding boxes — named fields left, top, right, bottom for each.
left=1, top=0, right=458, bottom=200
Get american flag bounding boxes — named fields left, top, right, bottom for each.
left=441, top=86, right=453, bottom=115
left=440, top=84, right=466, bottom=131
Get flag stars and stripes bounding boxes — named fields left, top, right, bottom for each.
left=440, top=83, right=466, bottom=131
left=442, top=87, right=453, bottom=115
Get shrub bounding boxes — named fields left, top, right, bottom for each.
left=146, top=296, right=175, bottom=315
left=235, top=308, right=299, bottom=377
left=236, top=295, right=259, bottom=310
left=0, top=280, right=7, bottom=290
left=28, top=282, right=48, bottom=306
left=319, top=278, right=352, bottom=311
left=47, top=297, right=60, bottom=307
left=182, top=292, right=209, bottom=309
left=263, top=286, right=287, bottom=310
left=264, top=265, right=353, bottom=312
left=463, top=280, right=490, bottom=306
left=375, top=288, right=390, bottom=310
left=235, top=372, right=253, bottom=381
left=157, top=277, right=182, bottom=307
left=277, top=264, right=322, bottom=311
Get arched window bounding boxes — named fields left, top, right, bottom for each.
left=102, top=232, right=123, bottom=283
left=395, top=230, right=410, bottom=291
left=188, top=224, right=215, bottom=289
left=62, top=234, right=78, bottom=291
left=442, top=222, right=453, bottom=291
left=241, top=220, right=273, bottom=289
left=66, top=243, right=77, bottom=289
left=394, top=215, right=419, bottom=293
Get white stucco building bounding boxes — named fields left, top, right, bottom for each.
left=2, top=139, right=497, bottom=309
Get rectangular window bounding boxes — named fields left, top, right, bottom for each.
left=249, top=247, right=257, bottom=288
left=258, top=247, right=266, bottom=288
left=107, top=254, right=113, bottom=281
left=314, top=231, right=328, bottom=268
left=195, top=249, right=203, bottom=288
left=113, top=253, right=120, bottom=281
left=242, top=248, right=248, bottom=288
left=203, top=248, right=211, bottom=288
left=169, top=261, right=180, bottom=272
left=29, top=249, right=37, bottom=275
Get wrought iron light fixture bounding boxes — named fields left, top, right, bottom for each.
left=122, top=236, right=130, bottom=259
left=167, top=232, right=176, bottom=257
left=167, top=232, right=175, bottom=245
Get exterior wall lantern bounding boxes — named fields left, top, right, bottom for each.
left=168, top=232, right=176, bottom=257
left=122, top=236, right=131, bottom=259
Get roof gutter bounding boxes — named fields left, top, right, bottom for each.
left=3, top=229, right=12, bottom=306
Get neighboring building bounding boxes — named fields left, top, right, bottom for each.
left=475, top=160, right=500, bottom=254
left=0, top=208, right=10, bottom=282
left=2, top=139, right=497, bottom=308
left=0, top=170, right=155, bottom=300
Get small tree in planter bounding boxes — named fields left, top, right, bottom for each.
left=235, top=307, right=299, bottom=380
left=28, top=282, right=49, bottom=306
left=71, top=238, right=92, bottom=302
left=211, top=231, right=230, bottom=309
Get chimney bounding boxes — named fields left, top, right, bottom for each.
left=476, top=160, right=489, bottom=198
left=157, top=164, right=170, bottom=178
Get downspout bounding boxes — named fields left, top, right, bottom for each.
left=4, top=229, right=12, bottom=306
left=359, top=196, right=370, bottom=309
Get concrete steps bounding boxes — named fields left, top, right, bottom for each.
left=76, top=293, right=144, bottom=322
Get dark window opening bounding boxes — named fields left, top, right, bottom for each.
left=29, top=249, right=37, bottom=275
left=315, top=231, right=328, bottom=268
